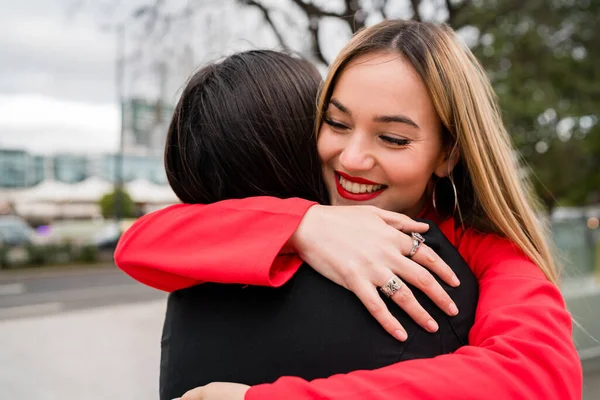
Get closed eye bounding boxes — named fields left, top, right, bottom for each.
left=380, top=135, right=411, bottom=146
left=323, top=117, right=350, bottom=131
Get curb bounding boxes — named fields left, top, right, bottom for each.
left=0, top=263, right=118, bottom=282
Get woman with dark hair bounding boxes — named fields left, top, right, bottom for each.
left=164, top=50, right=328, bottom=206
left=139, top=50, right=479, bottom=400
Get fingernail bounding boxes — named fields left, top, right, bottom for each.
left=426, top=319, right=439, bottom=332
left=448, top=302, right=459, bottom=316
left=395, top=329, right=408, bottom=341
left=451, top=275, right=460, bottom=287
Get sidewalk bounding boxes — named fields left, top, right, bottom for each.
left=0, top=299, right=165, bottom=400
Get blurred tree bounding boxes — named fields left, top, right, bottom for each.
left=78, top=0, right=598, bottom=210
left=465, top=0, right=600, bottom=210
left=99, top=188, right=136, bottom=219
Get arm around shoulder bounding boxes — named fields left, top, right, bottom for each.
left=114, top=197, right=317, bottom=292
left=245, top=231, right=582, bottom=400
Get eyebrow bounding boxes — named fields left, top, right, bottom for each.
left=330, top=99, right=351, bottom=115
left=329, top=98, right=420, bottom=130
left=374, top=115, right=420, bottom=130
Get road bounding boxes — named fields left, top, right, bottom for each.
left=0, top=265, right=167, bottom=400
left=0, top=265, right=598, bottom=399
left=0, top=265, right=165, bottom=319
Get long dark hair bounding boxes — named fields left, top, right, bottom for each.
left=165, top=50, right=329, bottom=205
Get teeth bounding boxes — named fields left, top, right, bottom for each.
left=339, top=176, right=383, bottom=194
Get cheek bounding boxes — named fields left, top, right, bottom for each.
left=382, top=152, right=437, bottom=187
left=317, top=128, right=338, bottom=164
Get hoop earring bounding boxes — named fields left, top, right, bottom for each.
left=432, top=176, right=457, bottom=219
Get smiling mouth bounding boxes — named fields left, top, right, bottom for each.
left=337, top=174, right=385, bottom=194
left=334, top=172, right=387, bottom=201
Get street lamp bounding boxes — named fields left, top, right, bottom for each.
left=102, top=21, right=126, bottom=222
left=114, top=23, right=126, bottom=223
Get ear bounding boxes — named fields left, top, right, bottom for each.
left=434, top=147, right=460, bottom=178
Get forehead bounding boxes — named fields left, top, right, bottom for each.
left=330, top=52, right=436, bottom=119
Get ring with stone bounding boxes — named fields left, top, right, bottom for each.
left=408, top=232, right=425, bottom=258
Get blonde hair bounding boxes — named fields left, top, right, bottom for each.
left=316, top=20, right=559, bottom=284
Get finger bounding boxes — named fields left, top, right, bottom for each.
left=349, top=279, right=409, bottom=342
left=181, top=387, right=203, bottom=400
left=411, top=243, right=461, bottom=288
left=390, top=252, right=459, bottom=317
left=388, top=282, right=440, bottom=333
left=374, top=208, right=430, bottom=233
left=393, top=229, right=460, bottom=289
left=387, top=228, right=459, bottom=289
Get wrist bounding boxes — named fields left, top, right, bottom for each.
left=285, top=204, right=322, bottom=255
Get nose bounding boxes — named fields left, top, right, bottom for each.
left=338, top=133, right=375, bottom=172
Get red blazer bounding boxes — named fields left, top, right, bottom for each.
left=115, top=197, right=582, bottom=400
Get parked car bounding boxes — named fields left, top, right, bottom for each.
left=0, top=214, right=45, bottom=247
left=92, top=222, right=122, bottom=251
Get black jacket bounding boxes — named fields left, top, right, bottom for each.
left=159, top=220, right=478, bottom=400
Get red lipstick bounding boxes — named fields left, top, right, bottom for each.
left=334, top=171, right=386, bottom=201
left=336, top=171, right=380, bottom=185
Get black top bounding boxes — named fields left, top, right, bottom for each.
left=159, top=220, right=478, bottom=400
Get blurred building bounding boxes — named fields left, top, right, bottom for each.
left=53, top=154, right=89, bottom=183
left=123, top=98, right=174, bottom=157
left=96, top=154, right=167, bottom=185
left=0, top=148, right=175, bottom=221
left=0, top=149, right=45, bottom=188
left=0, top=149, right=167, bottom=188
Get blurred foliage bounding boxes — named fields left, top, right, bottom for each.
left=462, top=0, right=600, bottom=209
left=99, top=188, right=136, bottom=219
left=78, top=244, right=100, bottom=264
left=117, top=0, right=599, bottom=210
left=25, top=242, right=76, bottom=266
left=0, top=246, right=7, bottom=268
left=0, top=243, right=99, bottom=269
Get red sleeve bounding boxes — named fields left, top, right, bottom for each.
left=246, top=231, right=582, bottom=400
left=114, top=197, right=316, bottom=292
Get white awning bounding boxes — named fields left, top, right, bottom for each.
left=18, top=180, right=73, bottom=203
left=69, top=177, right=113, bottom=202
left=125, top=179, right=178, bottom=204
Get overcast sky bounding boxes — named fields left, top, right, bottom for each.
left=0, top=0, right=305, bottom=155
left=0, top=0, right=126, bottom=154
left=0, top=0, right=453, bottom=155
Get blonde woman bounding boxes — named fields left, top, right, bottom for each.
left=116, top=20, right=581, bottom=399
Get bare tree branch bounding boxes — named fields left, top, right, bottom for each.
left=238, top=0, right=328, bottom=64
left=379, top=0, right=390, bottom=20
left=410, top=0, right=422, bottom=21
left=341, top=0, right=364, bottom=32
left=240, top=0, right=289, bottom=50
left=308, top=19, right=328, bottom=65
left=288, top=0, right=363, bottom=33
left=288, top=0, right=345, bottom=19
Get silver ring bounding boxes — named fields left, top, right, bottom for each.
left=380, top=275, right=404, bottom=298
left=408, top=232, right=425, bottom=258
